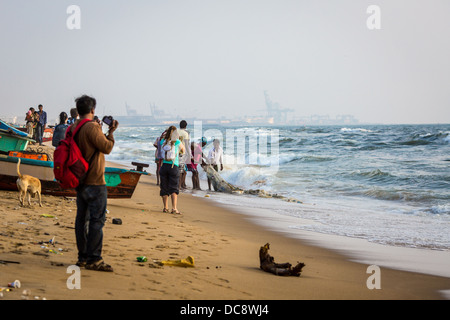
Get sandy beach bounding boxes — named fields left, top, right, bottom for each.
left=0, top=161, right=450, bottom=301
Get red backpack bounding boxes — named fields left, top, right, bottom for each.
left=53, top=119, right=91, bottom=189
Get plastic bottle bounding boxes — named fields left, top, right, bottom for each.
left=137, top=256, right=148, bottom=262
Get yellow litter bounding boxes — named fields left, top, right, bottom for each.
left=160, top=256, right=195, bottom=268
left=40, top=214, right=56, bottom=219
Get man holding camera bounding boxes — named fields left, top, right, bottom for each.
left=72, top=95, right=118, bottom=272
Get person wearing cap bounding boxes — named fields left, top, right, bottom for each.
left=200, top=137, right=208, bottom=165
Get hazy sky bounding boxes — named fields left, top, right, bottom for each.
left=0, top=0, right=449, bottom=124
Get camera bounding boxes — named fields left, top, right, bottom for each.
left=102, top=115, right=114, bottom=127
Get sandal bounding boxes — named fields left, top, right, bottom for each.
left=163, top=208, right=170, bottom=213
left=76, top=261, right=86, bottom=268
left=171, top=209, right=182, bottom=215
left=85, top=259, right=114, bottom=272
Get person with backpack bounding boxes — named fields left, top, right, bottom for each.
left=159, top=125, right=185, bottom=214
left=153, top=129, right=167, bottom=186
left=70, top=95, right=117, bottom=272
left=52, top=112, right=69, bottom=147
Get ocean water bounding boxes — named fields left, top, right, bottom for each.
left=106, top=124, right=450, bottom=252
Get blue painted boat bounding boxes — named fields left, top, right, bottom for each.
left=0, top=120, right=34, bottom=153
left=0, top=119, right=28, bottom=138
left=0, top=154, right=149, bottom=199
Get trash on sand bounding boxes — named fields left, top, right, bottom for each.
left=48, top=249, right=63, bottom=255
left=38, top=236, right=57, bottom=246
left=40, top=214, right=56, bottom=219
left=112, top=218, right=122, bottom=225
left=8, top=280, right=21, bottom=288
left=136, top=256, right=148, bottom=262
left=159, top=256, right=195, bottom=268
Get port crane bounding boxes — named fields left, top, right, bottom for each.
left=263, top=90, right=294, bottom=124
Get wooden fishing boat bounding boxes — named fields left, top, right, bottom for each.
left=0, top=118, right=148, bottom=199
left=0, top=122, right=34, bottom=152
left=0, top=119, right=29, bottom=138
left=14, top=125, right=54, bottom=143
left=0, top=155, right=148, bottom=199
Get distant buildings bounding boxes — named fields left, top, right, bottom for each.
left=294, top=114, right=359, bottom=125
left=114, top=92, right=359, bottom=126
left=5, top=92, right=359, bottom=127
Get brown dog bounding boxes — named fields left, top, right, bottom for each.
left=16, top=158, right=43, bottom=207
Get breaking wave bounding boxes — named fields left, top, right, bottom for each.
left=398, top=131, right=449, bottom=146
left=107, top=123, right=450, bottom=251
left=340, top=127, right=373, bottom=133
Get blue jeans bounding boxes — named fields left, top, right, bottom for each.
left=36, top=123, right=44, bottom=144
left=75, top=185, right=107, bottom=264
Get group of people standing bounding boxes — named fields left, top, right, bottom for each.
left=52, top=108, right=79, bottom=147
left=25, top=105, right=80, bottom=147
left=23, top=96, right=118, bottom=272
left=154, top=120, right=224, bottom=215
left=25, top=105, right=47, bottom=145
left=67, top=108, right=224, bottom=272
left=22, top=99, right=226, bottom=273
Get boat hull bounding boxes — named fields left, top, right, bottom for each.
left=0, top=120, right=29, bottom=138
left=0, top=155, right=146, bottom=199
left=15, top=126, right=53, bottom=143
left=0, top=130, right=34, bottom=153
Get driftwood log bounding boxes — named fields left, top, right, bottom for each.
left=259, top=243, right=305, bottom=277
